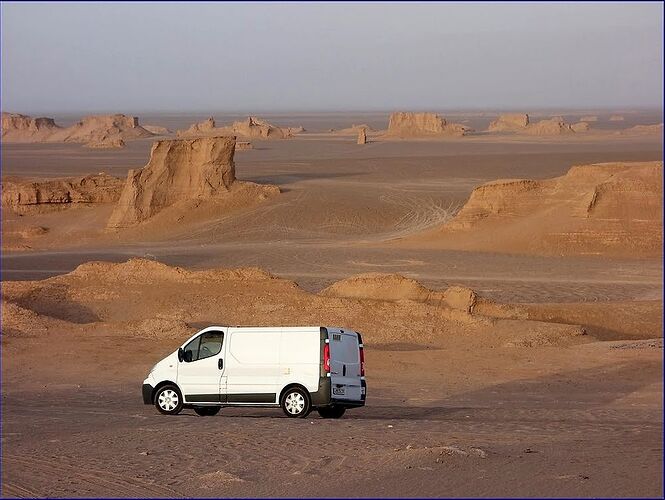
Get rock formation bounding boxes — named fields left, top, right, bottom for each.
left=609, top=115, right=625, bottom=121
left=386, top=112, right=472, bottom=137
left=399, top=162, right=663, bottom=257
left=107, top=136, right=237, bottom=228
left=523, top=117, right=576, bottom=135
left=177, top=117, right=217, bottom=137
left=142, top=125, right=172, bottom=135
left=55, top=114, right=154, bottom=144
left=570, top=121, right=590, bottom=132
left=177, top=116, right=297, bottom=140
left=618, top=123, right=664, bottom=135
left=1, top=112, right=62, bottom=142
left=357, top=128, right=367, bottom=144
left=580, top=115, right=598, bottom=122
left=236, top=141, right=254, bottom=150
left=488, top=113, right=529, bottom=132
left=2, top=112, right=154, bottom=145
left=2, top=174, right=124, bottom=213
left=85, top=138, right=126, bottom=149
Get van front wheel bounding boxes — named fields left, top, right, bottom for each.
left=281, top=387, right=311, bottom=418
left=154, top=385, right=183, bottom=415
left=317, top=406, right=346, bottom=419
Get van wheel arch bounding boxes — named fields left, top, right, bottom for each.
left=152, top=380, right=180, bottom=404
left=279, top=384, right=312, bottom=418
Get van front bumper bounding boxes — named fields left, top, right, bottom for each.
left=142, top=383, right=154, bottom=405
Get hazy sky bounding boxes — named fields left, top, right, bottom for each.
left=2, top=2, right=663, bottom=113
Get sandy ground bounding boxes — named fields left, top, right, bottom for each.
left=1, top=111, right=663, bottom=498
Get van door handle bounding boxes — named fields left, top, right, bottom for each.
left=218, top=359, right=224, bottom=370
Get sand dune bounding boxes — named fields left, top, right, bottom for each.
left=396, top=161, right=663, bottom=257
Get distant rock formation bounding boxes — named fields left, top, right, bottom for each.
left=177, top=116, right=299, bottom=140
left=523, top=117, right=576, bottom=135
left=107, top=136, right=237, bottom=228
left=580, top=115, right=598, bottom=122
left=236, top=141, right=253, bottom=150
left=570, top=122, right=590, bottom=132
left=1, top=112, right=62, bottom=142
left=399, top=162, right=662, bottom=257
left=85, top=138, right=126, bottom=149
left=357, top=128, right=367, bottom=144
left=333, top=124, right=373, bottom=136
left=142, top=125, right=172, bottom=135
left=2, top=112, right=154, bottom=145
left=618, top=123, right=664, bottom=135
left=609, top=115, right=625, bottom=121
left=488, top=113, right=529, bottom=132
left=56, top=114, right=154, bottom=144
left=2, top=174, right=123, bottom=213
left=386, top=112, right=472, bottom=137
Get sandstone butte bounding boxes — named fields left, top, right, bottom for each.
left=397, top=162, right=663, bottom=257
left=1, top=112, right=154, bottom=146
left=176, top=116, right=302, bottom=140
left=488, top=113, right=590, bottom=135
left=385, top=112, right=472, bottom=137
left=107, top=136, right=237, bottom=229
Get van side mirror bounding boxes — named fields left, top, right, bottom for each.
left=178, top=348, right=184, bottom=362
left=183, top=350, right=193, bottom=363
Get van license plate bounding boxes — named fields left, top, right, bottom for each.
left=333, top=387, right=345, bottom=396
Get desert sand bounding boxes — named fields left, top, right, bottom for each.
left=1, top=110, right=663, bottom=498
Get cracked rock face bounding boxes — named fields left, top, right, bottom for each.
left=107, top=136, right=236, bottom=228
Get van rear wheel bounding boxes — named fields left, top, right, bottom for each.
left=317, top=406, right=346, bottom=419
left=281, top=387, right=311, bottom=418
left=154, top=385, right=183, bottom=415
left=194, top=406, right=221, bottom=416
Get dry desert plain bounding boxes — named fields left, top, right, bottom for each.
left=1, top=110, right=663, bottom=497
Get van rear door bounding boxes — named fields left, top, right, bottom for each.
left=328, top=330, right=363, bottom=402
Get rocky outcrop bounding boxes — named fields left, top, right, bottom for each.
left=55, top=114, right=154, bottom=144
left=488, top=113, right=529, bottom=132
left=107, top=136, right=237, bottom=228
left=142, top=125, right=171, bottom=135
left=618, top=123, right=664, bottom=135
left=357, top=128, right=367, bottom=144
left=177, top=117, right=217, bottom=137
left=177, top=116, right=296, bottom=140
left=2, top=174, right=124, bottom=213
left=236, top=141, right=253, bottom=150
left=2, top=112, right=154, bottom=144
left=609, top=115, right=625, bottom=121
left=580, top=115, right=598, bottom=122
left=85, top=138, right=126, bottom=149
left=2, top=112, right=62, bottom=142
left=401, top=162, right=663, bottom=257
left=523, top=117, right=576, bottom=135
left=386, top=112, right=472, bottom=137
left=571, top=122, right=590, bottom=132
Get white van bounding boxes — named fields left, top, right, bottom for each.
left=142, top=326, right=366, bottom=418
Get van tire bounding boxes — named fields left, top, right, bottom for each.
left=281, top=387, right=311, bottom=418
left=194, top=406, right=221, bottom=416
left=317, top=406, right=346, bottom=419
left=154, top=384, right=183, bottom=415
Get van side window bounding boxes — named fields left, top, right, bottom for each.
left=183, top=331, right=224, bottom=362
left=198, top=331, right=224, bottom=360
left=183, top=336, right=201, bottom=362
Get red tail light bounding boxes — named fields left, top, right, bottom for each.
left=323, top=343, right=330, bottom=372
left=359, top=346, right=365, bottom=376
